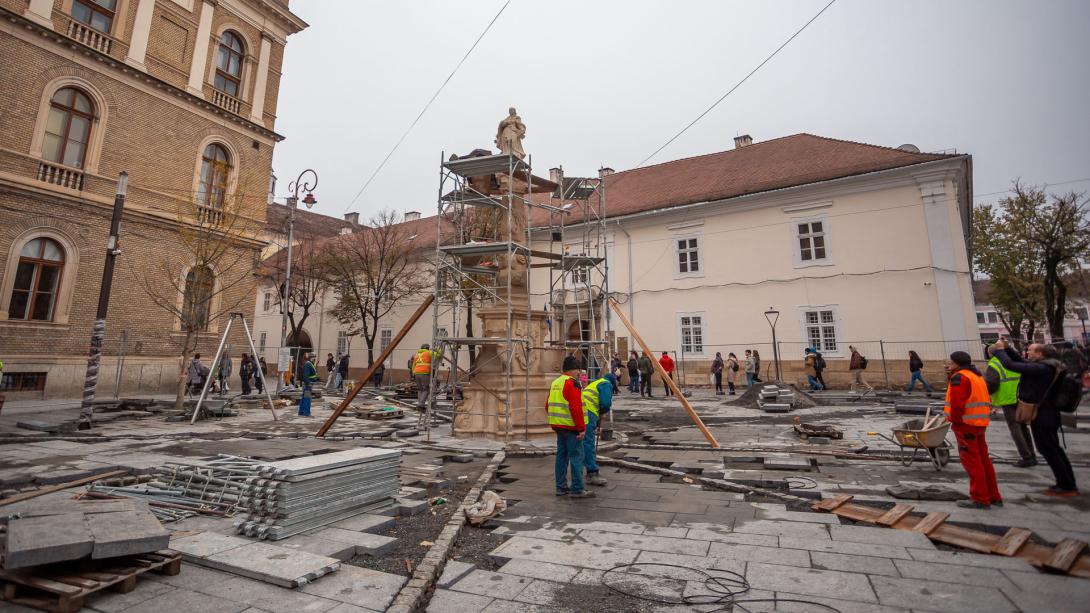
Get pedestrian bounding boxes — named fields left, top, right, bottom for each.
left=336, top=353, right=349, bottom=392
left=186, top=353, right=204, bottom=395
left=849, top=345, right=873, bottom=392
left=804, top=348, right=821, bottom=391
left=251, top=354, right=264, bottom=393
left=752, top=350, right=762, bottom=383
left=548, top=355, right=592, bottom=498
left=944, top=351, right=1003, bottom=509
left=637, top=352, right=654, bottom=397
left=581, top=373, right=617, bottom=487
left=990, top=340, right=1078, bottom=496
left=412, top=343, right=441, bottom=409
left=372, top=360, right=385, bottom=388
left=239, top=353, right=253, bottom=395
left=659, top=351, right=675, bottom=397
left=609, top=354, right=622, bottom=394
left=298, top=353, right=319, bottom=417
left=813, top=348, right=828, bottom=390
left=626, top=351, right=640, bottom=393
left=906, top=350, right=934, bottom=394
left=711, top=352, right=725, bottom=395
left=744, top=350, right=756, bottom=388
left=218, top=351, right=232, bottom=394
left=985, top=344, right=1036, bottom=467
left=725, top=352, right=739, bottom=395
left=325, top=352, right=336, bottom=389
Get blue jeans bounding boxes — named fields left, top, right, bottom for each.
left=583, top=412, right=600, bottom=474
left=628, top=374, right=638, bottom=393
left=555, top=429, right=585, bottom=493
left=334, top=372, right=344, bottom=391
left=299, top=384, right=312, bottom=416
left=807, top=375, right=822, bottom=391
left=746, top=373, right=755, bottom=387
left=906, top=371, right=933, bottom=393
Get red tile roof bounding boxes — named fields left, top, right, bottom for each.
left=266, top=202, right=356, bottom=239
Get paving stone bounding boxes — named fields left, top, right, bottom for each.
left=771, top=591, right=913, bottom=613
left=497, top=558, right=580, bottom=583
left=810, top=551, right=899, bottom=577
left=489, top=536, right=640, bottom=570
left=437, top=560, right=477, bottom=588
left=426, top=588, right=494, bottom=612
left=642, top=526, right=689, bottom=539
left=170, top=532, right=250, bottom=559
left=480, top=599, right=550, bottom=613
left=708, top=542, right=811, bottom=567
left=829, top=525, right=934, bottom=549
left=745, top=562, right=877, bottom=603
left=325, top=605, right=370, bottom=613
left=201, top=542, right=340, bottom=588
left=731, top=519, right=830, bottom=540
left=3, top=513, right=93, bottom=568
left=194, top=575, right=339, bottom=613
left=580, top=530, right=710, bottom=556
left=753, top=507, right=842, bottom=524
left=447, top=569, right=532, bottom=600
left=563, top=520, right=645, bottom=535
left=906, top=547, right=1035, bottom=571
left=870, top=575, right=1017, bottom=613
left=86, top=511, right=170, bottom=559
left=144, top=563, right=236, bottom=589
left=684, top=527, right=779, bottom=547
left=510, top=579, right=566, bottom=605
left=634, top=550, right=744, bottom=576
left=308, top=528, right=397, bottom=555
left=300, top=565, right=406, bottom=611
left=893, top=559, right=1018, bottom=590
left=329, top=513, right=395, bottom=533
left=84, top=576, right=175, bottom=612
left=397, top=499, right=428, bottom=516
left=118, top=587, right=250, bottom=613
left=1002, top=569, right=1090, bottom=600
left=778, top=537, right=911, bottom=559
left=275, top=536, right=357, bottom=562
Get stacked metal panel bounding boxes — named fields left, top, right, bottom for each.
left=234, top=447, right=401, bottom=540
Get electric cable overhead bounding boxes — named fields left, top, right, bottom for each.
left=344, top=0, right=514, bottom=213
left=637, top=0, right=838, bottom=168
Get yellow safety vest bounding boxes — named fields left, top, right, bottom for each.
left=987, top=357, right=1020, bottom=407
left=582, top=378, right=607, bottom=417
left=412, top=350, right=433, bottom=375
left=547, top=375, right=576, bottom=428
left=944, top=368, right=991, bottom=427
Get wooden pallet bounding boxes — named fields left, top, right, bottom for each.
left=0, top=550, right=181, bottom=613
left=356, top=408, right=405, bottom=420
left=812, top=496, right=1090, bottom=578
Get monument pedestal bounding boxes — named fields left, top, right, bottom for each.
left=453, top=305, right=561, bottom=441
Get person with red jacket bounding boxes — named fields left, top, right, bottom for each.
left=547, top=356, right=592, bottom=498
left=944, top=351, right=1002, bottom=509
left=659, top=351, right=675, bottom=397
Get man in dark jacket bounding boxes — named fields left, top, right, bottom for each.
left=637, top=354, right=654, bottom=397
left=991, top=340, right=1078, bottom=496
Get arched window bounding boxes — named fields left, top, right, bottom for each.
left=42, top=88, right=94, bottom=169
left=198, top=143, right=231, bottom=210
left=214, top=32, right=245, bottom=98
left=182, top=266, right=214, bottom=331
left=71, top=0, right=116, bottom=34
left=8, top=238, right=65, bottom=322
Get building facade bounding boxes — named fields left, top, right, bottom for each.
left=972, top=280, right=1090, bottom=346
left=0, top=0, right=305, bottom=398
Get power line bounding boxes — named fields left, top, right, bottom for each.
left=344, top=0, right=514, bottom=213
left=636, top=0, right=837, bottom=168
left=975, top=176, right=1090, bottom=199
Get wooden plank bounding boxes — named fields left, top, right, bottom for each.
left=1044, top=539, right=1088, bottom=573
left=831, top=504, right=882, bottom=523
left=1, top=574, right=85, bottom=596
left=0, top=470, right=129, bottom=507
left=49, top=575, right=101, bottom=589
left=911, top=512, right=949, bottom=535
left=876, top=504, right=915, bottom=527
left=992, top=527, right=1033, bottom=557
left=930, top=524, right=996, bottom=554
left=316, top=295, right=434, bottom=437
left=811, top=494, right=853, bottom=512
left=607, top=298, right=719, bottom=448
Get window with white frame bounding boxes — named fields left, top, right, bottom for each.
left=337, top=331, right=348, bottom=355
left=976, top=311, right=986, bottom=325
left=803, top=308, right=838, bottom=353
left=262, top=292, right=271, bottom=313
left=675, top=236, right=701, bottom=276
left=1076, top=306, right=1089, bottom=321
left=258, top=331, right=267, bottom=352
left=379, top=328, right=392, bottom=353
left=678, top=313, right=704, bottom=355
left=987, top=312, right=999, bottom=324
left=571, top=266, right=588, bottom=285
left=796, top=220, right=827, bottom=262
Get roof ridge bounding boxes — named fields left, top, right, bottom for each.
left=610, top=133, right=811, bottom=179
left=798, top=133, right=955, bottom=158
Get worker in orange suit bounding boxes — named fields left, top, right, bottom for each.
left=944, top=351, right=1002, bottom=509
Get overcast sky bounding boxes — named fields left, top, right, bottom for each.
left=270, top=0, right=1090, bottom=221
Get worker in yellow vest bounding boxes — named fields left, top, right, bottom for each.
left=547, top=356, right=592, bottom=498
left=412, top=344, right=441, bottom=409
left=985, top=345, right=1035, bottom=467
left=944, top=351, right=1002, bottom=509
left=581, top=373, right=617, bottom=486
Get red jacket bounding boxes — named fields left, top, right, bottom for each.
left=547, top=377, right=585, bottom=432
left=946, top=365, right=984, bottom=430
left=659, top=355, right=675, bottom=373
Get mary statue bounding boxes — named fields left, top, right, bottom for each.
left=495, top=107, right=526, bottom=160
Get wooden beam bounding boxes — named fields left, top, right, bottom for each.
left=910, top=512, right=949, bottom=535
left=0, top=470, right=129, bottom=507
left=316, top=295, right=435, bottom=437
left=1043, top=539, right=1088, bottom=573
left=606, top=298, right=719, bottom=448
left=992, top=527, right=1033, bottom=557
left=811, top=494, right=853, bottom=512
left=876, top=504, right=915, bottom=527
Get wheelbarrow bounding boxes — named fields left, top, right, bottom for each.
left=868, top=407, right=952, bottom=471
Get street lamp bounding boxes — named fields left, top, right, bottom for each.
left=764, top=307, right=782, bottom=382
left=278, top=169, right=318, bottom=391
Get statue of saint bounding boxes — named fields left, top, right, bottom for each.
left=495, top=107, right=527, bottom=159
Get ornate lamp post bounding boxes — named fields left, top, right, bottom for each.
left=278, top=169, right=317, bottom=391
left=764, top=307, right=782, bottom=382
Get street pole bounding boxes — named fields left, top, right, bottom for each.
left=764, top=307, right=781, bottom=382
left=277, top=169, right=318, bottom=392
left=79, top=172, right=128, bottom=429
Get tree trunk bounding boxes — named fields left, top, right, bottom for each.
left=173, top=332, right=195, bottom=412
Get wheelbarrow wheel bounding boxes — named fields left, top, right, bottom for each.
left=927, top=447, right=950, bottom=470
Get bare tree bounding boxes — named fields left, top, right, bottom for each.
left=323, top=210, right=430, bottom=366
left=134, top=190, right=261, bottom=411
left=259, top=234, right=327, bottom=355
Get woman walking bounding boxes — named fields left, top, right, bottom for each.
left=711, top=352, right=725, bottom=395
left=626, top=351, right=640, bottom=393
left=906, top=350, right=934, bottom=394
left=726, top=353, right=739, bottom=395
left=752, top=350, right=762, bottom=383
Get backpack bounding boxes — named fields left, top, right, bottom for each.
left=1052, top=371, right=1083, bottom=413
left=859, top=356, right=869, bottom=370
left=731, top=361, right=739, bottom=372
left=815, top=354, right=827, bottom=370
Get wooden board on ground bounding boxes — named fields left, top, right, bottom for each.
left=356, top=408, right=405, bottom=420
left=0, top=550, right=181, bottom=613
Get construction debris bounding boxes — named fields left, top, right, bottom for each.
left=464, top=490, right=506, bottom=526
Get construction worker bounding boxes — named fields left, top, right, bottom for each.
left=298, top=353, right=319, bottom=417
left=986, top=344, right=1036, bottom=467
left=582, top=373, right=617, bottom=486
left=412, top=343, right=441, bottom=409
left=548, top=355, right=592, bottom=498
left=944, top=351, right=1002, bottom=509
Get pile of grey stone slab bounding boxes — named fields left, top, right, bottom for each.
left=757, top=384, right=796, bottom=413
left=1, top=498, right=170, bottom=569
left=235, top=447, right=401, bottom=541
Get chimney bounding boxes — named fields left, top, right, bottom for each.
left=598, top=167, right=615, bottom=179
left=734, top=134, right=753, bottom=149
left=404, top=211, right=421, bottom=222
left=549, top=167, right=563, bottom=184
left=344, top=212, right=359, bottom=225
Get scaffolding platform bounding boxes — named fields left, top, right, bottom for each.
left=439, top=337, right=528, bottom=346
left=443, top=153, right=529, bottom=177
left=557, top=255, right=605, bottom=270
left=439, top=242, right=530, bottom=258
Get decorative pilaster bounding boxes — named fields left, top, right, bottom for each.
left=24, top=0, right=54, bottom=28
left=249, top=33, right=273, bottom=123
left=125, top=0, right=156, bottom=70
left=186, top=0, right=217, bottom=96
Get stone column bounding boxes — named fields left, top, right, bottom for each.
left=125, top=0, right=156, bottom=70
left=24, top=0, right=54, bottom=28
left=249, top=33, right=272, bottom=123
left=187, top=0, right=217, bottom=96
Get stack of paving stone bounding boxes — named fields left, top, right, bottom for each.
left=235, top=447, right=401, bottom=540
